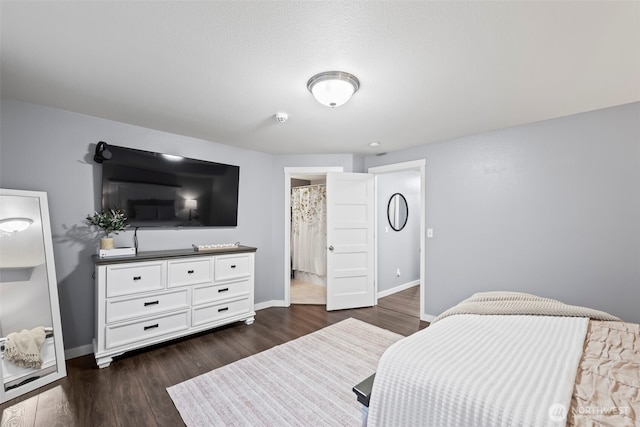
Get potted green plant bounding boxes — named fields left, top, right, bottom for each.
left=85, top=209, right=129, bottom=249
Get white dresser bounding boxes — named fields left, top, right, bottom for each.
left=92, top=246, right=256, bottom=368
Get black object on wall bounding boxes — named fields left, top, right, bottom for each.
left=99, top=144, right=240, bottom=227
left=93, top=141, right=112, bottom=163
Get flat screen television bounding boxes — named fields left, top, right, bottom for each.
left=101, top=145, right=239, bottom=227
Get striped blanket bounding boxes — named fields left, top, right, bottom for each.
left=368, top=292, right=622, bottom=427
left=432, top=291, right=620, bottom=323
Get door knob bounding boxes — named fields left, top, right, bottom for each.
left=328, top=245, right=334, bottom=251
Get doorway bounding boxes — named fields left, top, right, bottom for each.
left=284, top=167, right=343, bottom=307
left=282, top=162, right=424, bottom=319
left=290, top=175, right=327, bottom=305
left=368, top=159, right=430, bottom=321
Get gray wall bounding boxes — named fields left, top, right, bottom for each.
left=2, top=98, right=638, bottom=352
left=365, top=102, right=640, bottom=323
left=0, top=99, right=275, bottom=349
left=0, top=100, right=361, bottom=350
left=376, top=170, right=420, bottom=292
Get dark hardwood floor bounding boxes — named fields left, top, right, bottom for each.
left=1, top=286, right=426, bottom=427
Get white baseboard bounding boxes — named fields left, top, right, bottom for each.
left=63, top=302, right=286, bottom=361
left=377, top=280, right=420, bottom=299
left=421, top=313, right=437, bottom=323
left=64, top=299, right=431, bottom=360
left=65, top=344, right=93, bottom=360
left=254, top=300, right=287, bottom=311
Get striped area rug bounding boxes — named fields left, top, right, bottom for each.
left=167, top=318, right=403, bottom=426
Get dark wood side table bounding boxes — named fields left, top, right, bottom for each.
left=353, top=373, right=375, bottom=426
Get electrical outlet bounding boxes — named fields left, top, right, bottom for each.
left=396, top=268, right=401, bottom=277
left=427, top=228, right=434, bottom=238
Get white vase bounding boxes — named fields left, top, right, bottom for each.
left=100, top=237, right=114, bottom=250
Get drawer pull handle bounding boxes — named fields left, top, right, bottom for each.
left=144, top=324, right=159, bottom=331
left=218, top=307, right=229, bottom=313
left=218, top=288, right=229, bottom=293
left=133, top=276, right=142, bottom=281
left=187, top=270, right=195, bottom=274
left=144, top=300, right=159, bottom=307
left=230, top=265, right=236, bottom=269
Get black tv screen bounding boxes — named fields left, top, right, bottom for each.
left=101, top=145, right=239, bottom=227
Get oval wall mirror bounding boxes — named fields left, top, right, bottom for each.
left=387, top=193, right=408, bottom=231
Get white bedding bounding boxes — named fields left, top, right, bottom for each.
left=368, top=314, right=589, bottom=427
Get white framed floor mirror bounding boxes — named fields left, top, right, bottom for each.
left=0, top=189, right=67, bottom=404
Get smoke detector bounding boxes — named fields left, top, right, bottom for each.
left=275, top=112, right=288, bottom=123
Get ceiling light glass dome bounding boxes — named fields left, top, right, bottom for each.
left=307, top=71, right=360, bottom=108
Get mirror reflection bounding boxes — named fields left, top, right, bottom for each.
left=387, top=193, right=408, bottom=231
left=0, top=190, right=66, bottom=403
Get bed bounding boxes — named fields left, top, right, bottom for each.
left=362, top=292, right=639, bottom=426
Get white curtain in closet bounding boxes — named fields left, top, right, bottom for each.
left=291, top=185, right=326, bottom=278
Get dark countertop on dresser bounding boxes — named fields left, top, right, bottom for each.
left=92, top=245, right=257, bottom=265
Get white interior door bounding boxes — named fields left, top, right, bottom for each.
left=326, top=172, right=375, bottom=310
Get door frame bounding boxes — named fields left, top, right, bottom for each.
left=283, top=166, right=344, bottom=307
left=368, top=159, right=427, bottom=321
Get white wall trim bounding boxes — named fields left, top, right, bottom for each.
left=368, top=160, right=426, bottom=175
left=65, top=344, right=93, bottom=360
left=64, top=299, right=430, bottom=361
left=254, top=300, right=287, bottom=311
left=368, top=159, right=427, bottom=324
left=421, top=313, right=437, bottom=323
left=377, top=280, right=420, bottom=299
left=66, top=301, right=286, bottom=360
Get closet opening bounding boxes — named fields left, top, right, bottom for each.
left=283, top=167, right=343, bottom=308
left=290, top=176, right=327, bottom=305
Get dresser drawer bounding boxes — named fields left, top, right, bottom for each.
left=168, top=258, right=213, bottom=288
left=192, top=297, right=251, bottom=327
left=106, top=261, right=165, bottom=298
left=193, top=280, right=250, bottom=305
left=105, top=310, right=190, bottom=349
left=214, top=254, right=250, bottom=282
left=106, top=289, right=189, bottom=324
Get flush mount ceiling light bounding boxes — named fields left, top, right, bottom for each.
left=307, top=71, right=360, bottom=108
left=0, top=217, right=33, bottom=233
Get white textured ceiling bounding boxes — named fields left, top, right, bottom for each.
left=1, top=1, right=639, bottom=155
